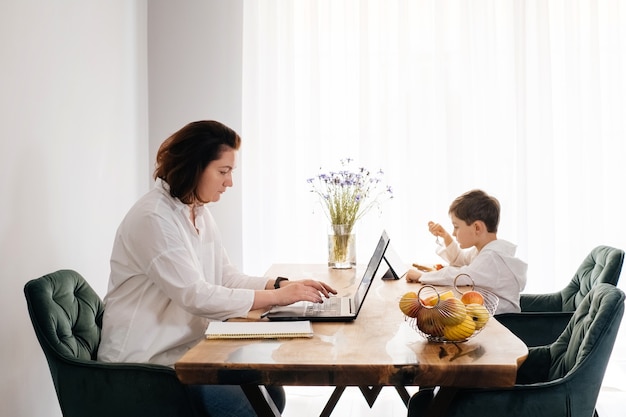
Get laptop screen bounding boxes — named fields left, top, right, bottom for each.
left=352, top=230, right=390, bottom=313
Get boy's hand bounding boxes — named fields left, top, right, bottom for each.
left=428, top=221, right=452, bottom=246
left=428, top=221, right=447, bottom=237
left=406, top=268, right=422, bottom=283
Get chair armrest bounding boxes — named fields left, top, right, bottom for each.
left=495, top=312, right=573, bottom=347
left=515, top=345, right=551, bottom=384
left=520, top=292, right=564, bottom=312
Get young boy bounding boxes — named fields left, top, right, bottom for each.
left=406, top=189, right=527, bottom=314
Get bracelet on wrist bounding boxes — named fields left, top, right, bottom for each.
left=274, top=276, right=289, bottom=289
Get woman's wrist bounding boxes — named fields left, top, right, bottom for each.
left=253, top=288, right=280, bottom=310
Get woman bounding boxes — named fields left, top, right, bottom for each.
left=98, top=120, right=336, bottom=416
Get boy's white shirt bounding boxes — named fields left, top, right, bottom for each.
left=418, top=239, right=528, bottom=314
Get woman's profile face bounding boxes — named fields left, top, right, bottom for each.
left=196, top=148, right=237, bottom=203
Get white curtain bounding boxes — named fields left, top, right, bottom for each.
left=241, top=0, right=626, bottom=294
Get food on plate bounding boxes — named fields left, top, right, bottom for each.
left=412, top=263, right=445, bottom=272
left=412, top=263, right=434, bottom=272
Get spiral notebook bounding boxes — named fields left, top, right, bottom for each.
left=205, top=320, right=314, bottom=339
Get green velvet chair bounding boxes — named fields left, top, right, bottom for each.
left=407, top=283, right=625, bottom=417
left=496, top=245, right=624, bottom=346
left=24, top=269, right=201, bottom=417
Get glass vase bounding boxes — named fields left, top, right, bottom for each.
left=328, top=224, right=356, bottom=269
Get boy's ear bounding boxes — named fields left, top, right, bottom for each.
left=473, top=220, right=485, bottom=234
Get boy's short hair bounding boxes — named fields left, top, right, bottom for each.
left=448, top=189, right=500, bottom=233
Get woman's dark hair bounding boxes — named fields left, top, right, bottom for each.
left=154, top=120, right=241, bottom=204
left=448, top=189, right=500, bottom=233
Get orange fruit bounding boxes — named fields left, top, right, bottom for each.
left=422, top=290, right=455, bottom=306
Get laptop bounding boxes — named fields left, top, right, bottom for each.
left=265, top=230, right=390, bottom=322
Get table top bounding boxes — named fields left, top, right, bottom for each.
left=175, top=264, right=528, bottom=388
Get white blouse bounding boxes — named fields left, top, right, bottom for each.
left=98, top=179, right=267, bottom=367
left=418, top=239, right=528, bottom=314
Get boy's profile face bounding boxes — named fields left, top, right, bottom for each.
left=450, top=214, right=477, bottom=249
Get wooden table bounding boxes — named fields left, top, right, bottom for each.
left=175, top=264, right=528, bottom=417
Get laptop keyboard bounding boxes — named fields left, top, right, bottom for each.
left=306, top=297, right=343, bottom=315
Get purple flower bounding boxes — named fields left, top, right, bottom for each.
left=307, top=158, right=393, bottom=227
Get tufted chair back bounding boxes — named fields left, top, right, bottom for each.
left=557, top=245, right=624, bottom=310
left=522, top=245, right=624, bottom=312
left=25, top=269, right=102, bottom=362
left=547, top=282, right=624, bottom=382
left=24, top=269, right=200, bottom=417
left=497, top=245, right=624, bottom=347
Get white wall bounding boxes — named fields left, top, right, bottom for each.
left=147, top=0, right=244, bottom=268
left=0, top=1, right=148, bottom=416
left=0, top=1, right=245, bottom=416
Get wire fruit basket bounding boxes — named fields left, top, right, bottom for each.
left=399, top=274, right=499, bottom=343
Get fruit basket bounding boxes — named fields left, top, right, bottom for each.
left=399, top=273, right=499, bottom=342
